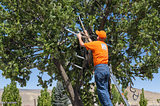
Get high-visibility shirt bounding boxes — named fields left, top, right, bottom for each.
left=84, top=41, right=108, bottom=66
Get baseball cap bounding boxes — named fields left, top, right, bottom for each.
left=95, top=30, right=106, bottom=39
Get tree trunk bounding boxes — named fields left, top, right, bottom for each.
left=53, top=58, right=84, bottom=106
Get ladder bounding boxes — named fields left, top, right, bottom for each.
left=65, top=16, right=130, bottom=106
left=109, top=64, right=130, bottom=106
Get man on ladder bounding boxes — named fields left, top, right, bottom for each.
left=77, top=30, right=113, bottom=106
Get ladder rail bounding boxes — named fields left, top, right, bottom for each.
left=109, top=64, right=130, bottom=106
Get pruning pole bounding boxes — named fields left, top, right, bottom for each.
left=65, top=28, right=87, bottom=38
left=79, top=16, right=85, bottom=32
left=78, top=16, right=89, bottom=38
left=65, top=28, right=77, bottom=35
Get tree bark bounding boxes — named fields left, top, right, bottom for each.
left=53, top=57, right=84, bottom=106
left=98, top=0, right=111, bottom=31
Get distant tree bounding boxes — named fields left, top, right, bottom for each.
left=110, top=84, right=128, bottom=106
left=157, top=99, right=160, bottom=103
left=51, top=87, right=56, bottom=106
left=52, top=81, right=70, bottom=106
left=1, top=81, right=22, bottom=106
left=139, top=88, right=148, bottom=106
left=37, top=88, right=51, bottom=106
left=118, top=88, right=128, bottom=106
left=111, top=84, right=120, bottom=105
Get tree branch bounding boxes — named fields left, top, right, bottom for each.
left=52, top=57, right=84, bottom=106
left=99, top=0, right=110, bottom=30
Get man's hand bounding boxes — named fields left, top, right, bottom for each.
left=77, top=33, right=82, bottom=39
left=77, top=31, right=92, bottom=42
left=84, top=30, right=89, bottom=38
left=77, top=33, right=85, bottom=47
left=84, top=30, right=92, bottom=42
left=80, top=30, right=89, bottom=37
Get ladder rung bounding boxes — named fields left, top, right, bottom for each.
left=74, top=54, right=84, bottom=60
left=71, top=63, right=83, bottom=69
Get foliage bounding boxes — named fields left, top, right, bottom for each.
left=51, top=87, right=56, bottom=106
left=37, top=88, right=51, bottom=106
left=118, top=88, right=128, bottom=106
left=80, top=83, right=95, bottom=106
left=1, top=81, right=22, bottom=106
left=139, top=88, right=148, bottom=106
left=0, top=0, right=160, bottom=105
left=157, top=99, right=160, bottom=103
left=52, top=81, right=70, bottom=106
left=111, top=84, right=128, bottom=106
left=94, top=86, right=102, bottom=106
left=111, top=84, right=120, bottom=105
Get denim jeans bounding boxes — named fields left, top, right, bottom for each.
left=94, top=64, right=113, bottom=106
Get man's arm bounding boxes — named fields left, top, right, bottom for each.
left=77, top=33, right=85, bottom=47
left=77, top=30, right=92, bottom=47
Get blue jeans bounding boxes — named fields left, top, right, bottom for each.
left=94, top=64, right=113, bottom=106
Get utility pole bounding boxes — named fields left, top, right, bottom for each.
left=34, top=99, right=36, bottom=106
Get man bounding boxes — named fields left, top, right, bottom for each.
left=77, top=30, right=113, bottom=106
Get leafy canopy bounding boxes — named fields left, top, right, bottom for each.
left=0, top=0, right=160, bottom=105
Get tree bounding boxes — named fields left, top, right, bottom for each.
left=110, top=84, right=128, bottom=106
left=52, top=81, right=70, bottom=106
left=0, top=0, right=160, bottom=106
left=51, top=87, right=56, bottom=106
left=118, top=88, right=128, bottom=106
left=139, top=88, right=148, bottom=106
left=111, top=84, right=120, bottom=105
left=37, top=88, right=51, bottom=106
left=1, top=81, right=22, bottom=106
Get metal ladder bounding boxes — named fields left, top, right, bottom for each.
left=71, top=54, right=84, bottom=70
left=109, top=64, right=130, bottom=106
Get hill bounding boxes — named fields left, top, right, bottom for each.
left=0, top=89, right=52, bottom=106
left=125, top=86, right=160, bottom=106
left=0, top=87, right=160, bottom=106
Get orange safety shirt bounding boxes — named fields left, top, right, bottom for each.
left=84, top=41, right=108, bottom=66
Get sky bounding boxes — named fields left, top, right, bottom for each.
left=0, top=68, right=160, bottom=93
left=0, top=2, right=159, bottom=94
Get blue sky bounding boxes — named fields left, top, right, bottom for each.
left=0, top=68, right=57, bottom=90
left=0, top=2, right=159, bottom=94
left=0, top=68, right=160, bottom=93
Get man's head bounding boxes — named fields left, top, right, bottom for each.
left=96, top=30, right=106, bottom=41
